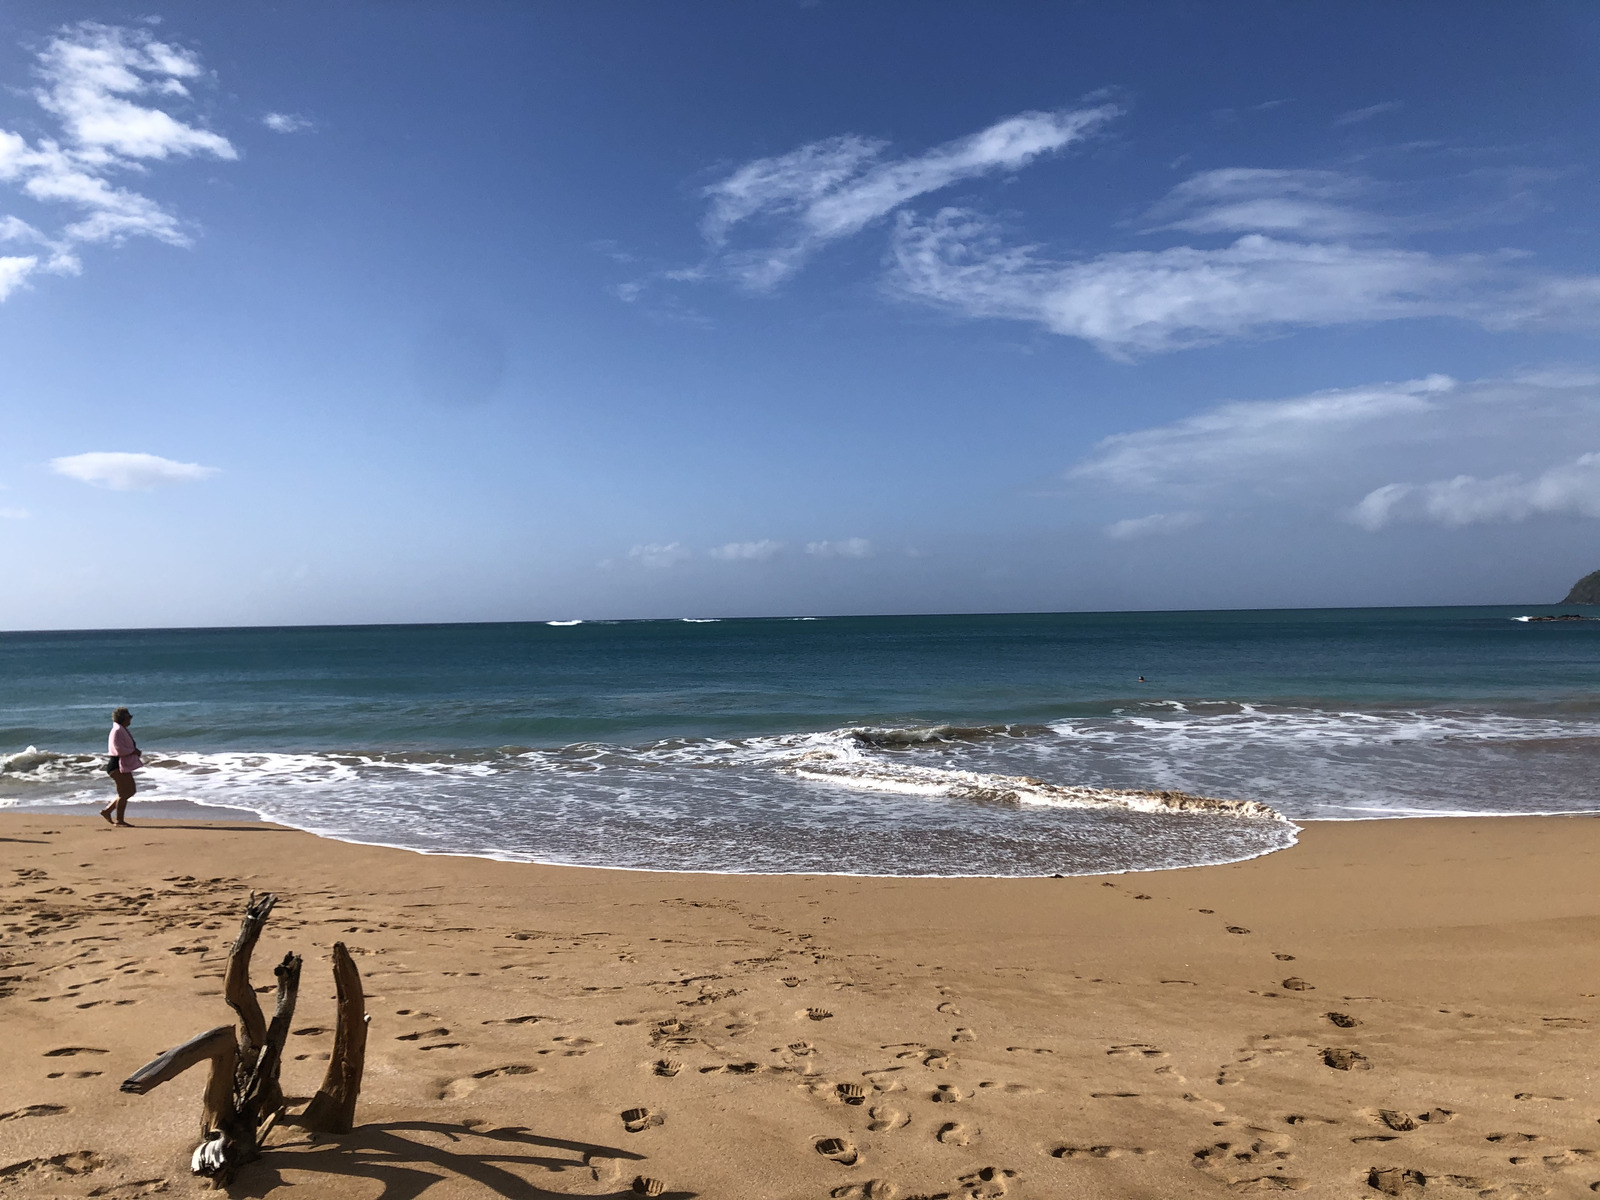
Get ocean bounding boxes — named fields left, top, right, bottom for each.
left=2, top=607, right=1597, bottom=877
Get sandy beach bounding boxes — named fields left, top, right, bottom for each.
left=1, top=813, right=1596, bottom=1199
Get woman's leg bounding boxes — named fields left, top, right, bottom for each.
left=113, top=771, right=136, bottom=825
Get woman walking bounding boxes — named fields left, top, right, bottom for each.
left=101, top=707, right=144, bottom=827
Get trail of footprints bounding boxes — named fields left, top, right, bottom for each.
left=8, top=861, right=1598, bottom=1199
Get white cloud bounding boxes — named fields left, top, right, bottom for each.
left=262, top=112, right=312, bottom=134
left=50, top=451, right=219, bottom=490
left=1104, top=511, right=1203, bottom=540
left=628, top=542, right=691, bottom=569
left=1350, top=454, right=1600, bottom=529
left=886, top=209, right=1600, bottom=358
left=0, top=254, right=39, bottom=299
left=805, top=538, right=872, bottom=558
left=0, top=22, right=236, bottom=298
left=1139, top=168, right=1380, bottom=239
left=1073, top=374, right=1456, bottom=489
left=1066, top=370, right=1600, bottom=538
left=1334, top=101, right=1403, bottom=127
left=709, top=539, right=783, bottom=561
left=696, top=106, right=1118, bottom=290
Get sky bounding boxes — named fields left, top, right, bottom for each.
left=1, top=1, right=1598, bottom=629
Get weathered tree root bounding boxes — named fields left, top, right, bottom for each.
left=120, top=893, right=366, bottom=1186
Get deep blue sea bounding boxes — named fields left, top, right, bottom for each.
left=3, top=607, right=1597, bottom=876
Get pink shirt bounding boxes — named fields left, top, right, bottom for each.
left=109, top=725, right=143, bottom=773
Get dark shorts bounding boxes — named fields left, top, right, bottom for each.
left=113, top=771, right=137, bottom=800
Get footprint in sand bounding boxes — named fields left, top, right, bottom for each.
left=42, top=1047, right=109, bottom=1058
left=1005, top=1046, right=1053, bottom=1055
left=1367, top=1167, right=1426, bottom=1195
left=980, top=1081, right=1041, bottom=1096
left=923, top=1050, right=955, bottom=1070
left=816, top=1137, right=859, bottom=1166
left=829, top=1181, right=896, bottom=1199
left=1487, top=1132, right=1542, bottom=1144
left=933, top=1084, right=963, bottom=1103
left=632, top=1176, right=666, bottom=1196
left=805, top=1008, right=834, bottom=1022
left=395, top=1027, right=450, bottom=1041
left=45, top=1072, right=102, bottom=1080
left=780, top=976, right=804, bottom=987
left=1326, top=1012, right=1361, bottom=1028
left=951, top=1028, right=977, bottom=1043
left=937, top=1001, right=962, bottom=1016
left=868, top=1105, right=909, bottom=1132
left=417, top=1042, right=463, bottom=1051
left=621, top=1107, right=663, bottom=1133
left=471, top=1064, right=536, bottom=1079
left=1053, top=1145, right=1149, bottom=1159
left=957, top=1165, right=1015, bottom=1198
left=0, top=1105, right=68, bottom=1121
left=654, top=1058, right=683, bottom=1077
left=937, top=1121, right=973, bottom=1146
left=1108, top=1043, right=1167, bottom=1058
left=837, top=1083, right=868, bottom=1104
left=551, top=1036, right=599, bottom=1056
left=1322, top=1048, right=1370, bottom=1071
left=1281, top=977, right=1314, bottom=991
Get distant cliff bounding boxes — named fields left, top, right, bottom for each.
left=1563, top=569, right=1600, bottom=604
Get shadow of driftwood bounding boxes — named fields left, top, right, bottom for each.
left=233, top=1120, right=695, bottom=1199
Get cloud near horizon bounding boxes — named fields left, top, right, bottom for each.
left=0, top=22, right=236, bottom=300
left=1070, top=370, right=1600, bottom=534
left=50, top=451, right=219, bottom=490
left=1351, top=454, right=1600, bottom=530
left=709, top=539, right=783, bottom=561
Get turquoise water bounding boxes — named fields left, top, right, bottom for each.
left=3, top=607, right=1597, bottom=875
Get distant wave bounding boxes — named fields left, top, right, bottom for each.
left=546, top=619, right=583, bottom=626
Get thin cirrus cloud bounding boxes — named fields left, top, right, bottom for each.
left=1137, top=168, right=1383, bottom=239
left=662, top=102, right=1600, bottom=358
left=1068, top=370, right=1600, bottom=533
left=50, top=451, right=219, bottom=491
left=1333, top=100, right=1403, bottom=127
left=885, top=206, right=1600, bottom=359
left=1104, top=511, right=1203, bottom=540
left=0, top=21, right=236, bottom=301
left=684, top=105, right=1119, bottom=291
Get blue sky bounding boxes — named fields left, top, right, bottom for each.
left=1, top=2, right=1598, bottom=628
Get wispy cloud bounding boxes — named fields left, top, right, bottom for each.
left=0, top=22, right=236, bottom=299
left=805, top=538, right=872, bottom=558
left=1351, top=454, right=1600, bottom=529
left=51, top=451, right=219, bottom=490
left=262, top=112, right=312, bottom=134
left=1073, top=375, right=1456, bottom=490
left=886, top=208, right=1600, bottom=358
left=691, top=106, right=1118, bottom=291
left=1334, top=100, right=1403, bottom=127
left=627, top=542, right=691, bottom=569
left=1138, top=168, right=1381, bottom=239
left=708, top=539, right=783, bottom=561
left=1104, top=511, right=1202, bottom=540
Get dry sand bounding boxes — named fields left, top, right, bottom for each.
left=2, top=812, right=1597, bottom=1199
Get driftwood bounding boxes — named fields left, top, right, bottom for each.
left=120, top=892, right=366, bottom=1186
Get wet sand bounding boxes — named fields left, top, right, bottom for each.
left=1, top=812, right=1597, bottom=1198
